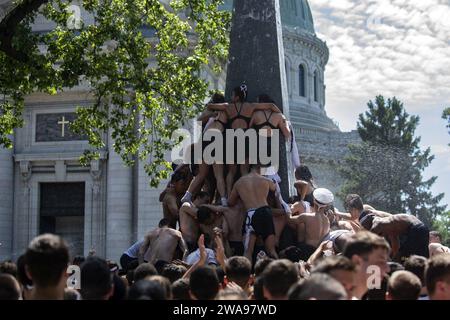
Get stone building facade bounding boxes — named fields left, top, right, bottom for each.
left=0, top=0, right=359, bottom=261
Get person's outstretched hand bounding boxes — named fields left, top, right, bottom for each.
left=198, top=234, right=207, bottom=265
left=214, top=232, right=226, bottom=268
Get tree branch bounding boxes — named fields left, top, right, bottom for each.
left=0, top=0, right=49, bottom=63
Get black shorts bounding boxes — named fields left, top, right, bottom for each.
left=119, top=254, right=138, bottom=272
left=399, top=223, right=430, bottom=259
left=229, top=241, right=244, bottom=256
left=251, top=206, right=275, bottom=240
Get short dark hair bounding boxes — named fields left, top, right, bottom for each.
left=146, top=275, right=172, bottom=299
left=158, top=218, right=169, bottom=228
left=279, top=246, right=303, bottom=263
left=254, top=258, right=274, bottom=277
left=252, top=276, right=266, bottom=300
left=429, top=231, right=441, bottom=240
left=0, top=260, right=17, bottom=278
left=210, top=92, right=226, bottom=104
left=189, top=266, right=220, bottom=300
left=225, top=256, right=252, bottom=288
left=127, top=280, right=166, bottom=300
left=262, top=260, right=298, bottom=299
left=197, top=207, right=214, bottom=224
left=404, top=255, right=427, bottom=286
left=172, top=278, right=191, bottom=300
left=0, top=274, right=20, bottom=300
left=16, top=254, right=32, bottom=287
left=134, top=263, right=158, bottom=282
left=425, top=254, right=450, bottom=295
left=125, top=260, right=140, bottom=285
left=387, top=262, right=404, bottom=276
left=388, top=270, right=421, bottom=300
left=343, top=231, right=390, bottom=259
left=288, top=273, right=347, bottom=300
left=161, top=264, right=187, bottom=283
left=344, top=194, right=364, bottom=212
left=110, top=274, right=127, bottom=301
left=72, top=255, right=85, bottom=267
left=25, top=234, right=69, bottom=287
left=155, top=260, right=169, bottom=275
left=171, top=170, right=187, bottom=183
left=80, top=257, right=113, bottom=300
left=311, top=256, right=356, bottom=274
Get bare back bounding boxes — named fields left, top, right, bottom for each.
left=233, top=173, right=274, bottom=210
left=373, top=214, right=422, bottom=236
left=222, top=204, right=246, bottom=242
left=295, top=212, right=330, bottom=247
left=179, top=203, right=199, bottom=244
left=144, top=227, right=181, bottom=264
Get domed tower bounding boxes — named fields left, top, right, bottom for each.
left=280, top=0, right=338, bottom=132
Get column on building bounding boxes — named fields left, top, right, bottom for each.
left=0, top=138, right=14, bottom=261
left=105, top=137, right=133, bottom=262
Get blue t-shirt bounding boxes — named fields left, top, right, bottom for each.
left=124, top=240, right=144, bottom=258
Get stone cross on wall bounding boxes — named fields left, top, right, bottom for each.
left=225, top=0, right=293, bottom=198
left=58, top=116, right=70, bottom=137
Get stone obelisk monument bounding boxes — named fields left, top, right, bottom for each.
left=225, top=0, right=293, bottom=198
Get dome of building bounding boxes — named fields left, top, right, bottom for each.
left=279, top=0, right=315, bottom=35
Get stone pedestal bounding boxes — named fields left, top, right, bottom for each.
left=225, top=0, right=293, bottom=197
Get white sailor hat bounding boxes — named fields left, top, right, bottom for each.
left=313, top=188, right=334, bottom=206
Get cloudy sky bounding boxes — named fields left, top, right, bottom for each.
left=308, top=0, right=450, bottom=209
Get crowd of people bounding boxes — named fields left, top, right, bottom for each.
left=1, top=85, right=449, bottom=300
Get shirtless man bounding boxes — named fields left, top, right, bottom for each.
left=228, top=164, right=279, bottom=259
left=139, top=219, right=188, bottom=265
left=201, top=201, right=246, bottom=257
left=287, top=188, right=334, bottom=261
left=162, top=170, right=191, bottom=229
left=332, top=194, right=365, bottom=233
left=179, top=191, right=211, bottom=252
left=429, top=231, right=450, bottom=257
left=197, top=206, right=224, bottom=245
left=360, top=212, right=429, bottom=262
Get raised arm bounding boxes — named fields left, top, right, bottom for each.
left=334, top=210, right=352, bottom=220
left=279, top=115, right=291, bottom=139
left=294, top=180, right=309, bottom=200
left=197, top=109, right=217, bottom=123
left=228, top=183, right=239, bottom=207
left=166, top=194, right=180, bottom=219
left=207, top=103, right=229, bottom=112
left=139, top=232, right=153, bottom=264
left=253, top=103, right=282, bottom=113
left=181, top=203, right=199, bottom=219
left=178, top=234, right=189, bottom=261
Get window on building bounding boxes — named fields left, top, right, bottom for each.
left=313, top=70, right=318, bottom=102
left=299, top=65, right=306, bottom=97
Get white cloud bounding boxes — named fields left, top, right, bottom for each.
left=308, top=0, right=450, bottom=206
left=308, top=0, right=450, bottom=120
